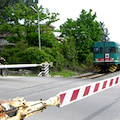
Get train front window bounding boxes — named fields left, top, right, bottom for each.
left=110, top=47, right=116, bottom=53
left=94, top=47, right=99, bottom=54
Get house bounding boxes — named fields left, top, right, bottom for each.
left=0, top=33, right=15, bottom=51
left=0, top=23, right=63, bottom=50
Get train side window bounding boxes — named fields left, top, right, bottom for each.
left=94, top=47, right=99, bottom=54
left=106, top=47, right=109, bottom=53
left=110, top=47, right=116, bottom=53
left=100, top=47, right=103, bottom=54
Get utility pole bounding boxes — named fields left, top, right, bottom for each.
left=30, top=6, right=41, bottom=50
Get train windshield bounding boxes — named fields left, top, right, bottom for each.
left=110, top=47, right=116, bottom=53
left=94, top=47, right=99, bottom=54
left=100, top=47, right=103, bottom=54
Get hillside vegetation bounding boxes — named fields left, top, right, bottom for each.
left=0, top=0, right=103, bottom=74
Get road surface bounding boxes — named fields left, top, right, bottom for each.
left=0, top=76, right=120, bottom=120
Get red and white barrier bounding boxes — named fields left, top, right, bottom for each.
left=58, top=75, right=120, bottom=107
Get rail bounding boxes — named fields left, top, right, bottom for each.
left=77, top=72, right=109, bottom=79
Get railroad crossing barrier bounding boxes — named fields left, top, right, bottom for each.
left=58, top=75, right=120, bottom=107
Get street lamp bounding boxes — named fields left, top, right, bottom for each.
left=30, top=6, right=41, bottom=50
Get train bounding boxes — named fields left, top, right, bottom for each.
left=93, top=41, right=120, bottom=72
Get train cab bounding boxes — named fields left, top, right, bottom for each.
left=93, top=41, right=120, bottom=72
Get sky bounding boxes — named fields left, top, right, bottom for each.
left=38, top=0, right=120, bottom=44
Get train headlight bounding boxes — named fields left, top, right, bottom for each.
left=111, top=58, right=114, bottom=61
left=96, top=59, right=98, bottom=61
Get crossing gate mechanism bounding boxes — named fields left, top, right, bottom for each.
left=0, top=75, right=120, bottom=120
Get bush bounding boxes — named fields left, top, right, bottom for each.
left=81, top=53, right=94, bottom=72
left=1, top=47, right=24, bottom=64
left=23, top=47, right=54, bottom=64
left=1, top=46, right=54, bottom=64
left=1, top=42, right=94, bottom=74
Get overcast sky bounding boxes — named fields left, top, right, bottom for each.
left=38, top=0, right=120, bottom=44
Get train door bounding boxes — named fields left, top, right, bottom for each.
left=101, top=42, right=109, bottom=71
left=104, top=42, right=109, bottom=62
left=105, top=42, right=118, bottom=72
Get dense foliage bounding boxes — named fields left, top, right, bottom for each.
left=0, top=0, right=38, bottom=10
left=60, top=9, right=103, bottom=62
left=0, top=1, right=103, bottom=72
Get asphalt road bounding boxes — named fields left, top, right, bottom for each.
left=0, top=76, right=120, bottom=120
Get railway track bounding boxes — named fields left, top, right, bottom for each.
left=77, top=72, right=109, bottom=79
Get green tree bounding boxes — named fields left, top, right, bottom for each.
left=23, top=47, right=54, bottom=64
left=23, top=0, right=38, bottom=6
left=0, top=1, right=37, bottom=42
left=60, top=36, right=78, bottom=70
left=60, top=9, right=103, bottom=62
left=0, top=0, right=59, bottom=47
left=0, top=0, right=18, bottom=10
left=0, top=0, right=37, bottom=10
left=0, top=0, right=38, bottom=23
left=40, top=26, right=58, bottom=48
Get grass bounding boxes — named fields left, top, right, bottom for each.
left=50, top=70, right=77, bottom=77
left=6, top=70, right=77, bottom=77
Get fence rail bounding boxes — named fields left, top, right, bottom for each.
left=0, top=62, right=52, bottom=77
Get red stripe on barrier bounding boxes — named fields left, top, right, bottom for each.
left=109, top=79, right=114, bottom=86
left=102, top=81, right=107, bottom=89
left=60, top=93, right=66, bottom=105
left=83, top=85, right=91, bottom=96
left=94, top=83, right=100, bottom=92
left=115, top=77, right=119, bottom=84
left=59, top=76, right=120, bottom=107
left=70, top=89, right=80, bottom=101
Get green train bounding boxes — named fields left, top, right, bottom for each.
left=93, top=41, right=120, bottom=72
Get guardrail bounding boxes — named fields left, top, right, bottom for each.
left=0, top=62, right=53, bottom=77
